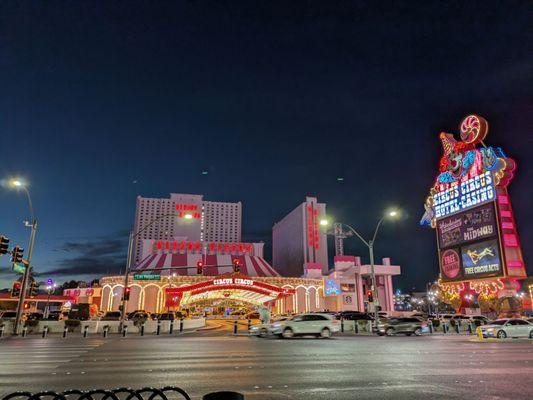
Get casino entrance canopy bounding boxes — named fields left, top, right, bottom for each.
left=165, top=274, right=295, bottom=306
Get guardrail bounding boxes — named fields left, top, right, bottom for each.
left=1, top=386, right=245, bottom=400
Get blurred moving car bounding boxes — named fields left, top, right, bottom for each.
left=377, top=317, right=424, bottom=336
left=158, top=311, right=185, bottom=320
left=100, top=311, right=121, bottom=321
left=25, top=312, right=44, bottom=321
left=481, top=318, right=533, bottom=339
left=271, top=313, right=340, bottom=338
left=128, top=310, right=150, bottom=321
left=250, top=317, right=289, bottom=337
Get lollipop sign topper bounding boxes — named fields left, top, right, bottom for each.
left=460, top=114, right=488, bottom=144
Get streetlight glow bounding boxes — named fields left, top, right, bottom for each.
left=319, top=219, right=329, bottom=226
left=184, top=213, right=193, bottom=219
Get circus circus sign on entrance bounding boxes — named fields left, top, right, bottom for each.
left=165, top=274, right=295, bottom=307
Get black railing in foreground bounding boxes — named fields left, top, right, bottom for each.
left=1, top=387, right=245, bottom=400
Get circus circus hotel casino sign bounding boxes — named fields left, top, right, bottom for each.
left=420, top=114, right=526, bottom=300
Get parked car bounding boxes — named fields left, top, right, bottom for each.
left=25, top=312, right=44, bottom=321
left=271, top=313, right=340, bottom=338
left=45, top=311, right=63, bottom=321
left=470, top=315, right=489, bottom=326
left=481, top=318, right=533, bottom=339
left=0, top=311, right=17, bottom=320
left=335, top=311, right=374, bottom=321
left=128, top=311, right=150, bottom=321
left=158, top=312, right=184, bottom=320
left=100, top=311, right=121, bottom=321
left=377, top=317, right=424, bottom=336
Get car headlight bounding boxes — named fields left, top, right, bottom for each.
left=272, top=323, right=282, bottom=327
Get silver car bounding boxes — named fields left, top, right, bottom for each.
left=481, top=318, right=533, bottom=339
left=250, top=317, right=289, bottom=337
left=271, top=313, right=340, bottom=338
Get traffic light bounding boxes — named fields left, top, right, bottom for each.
left=0, top=235, right=9, bottom=255
left=29, top=281, right=40, bottom=297
left=11, top=245, right=24, bottom=264
left=123, top=286, right=131, bottom=301
left=233, top=258, right=241, bottom=273
left=366, top=289, right=374, bottom=303
left=197, top=260, right=204, bottom=275
left=11, top=281, right=21, bottom=297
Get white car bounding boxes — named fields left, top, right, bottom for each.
left=271, top=313, right=340, bottom=338
left=481, top=318, right=533, bottom=339
left=250, top=317, right=289, bottom=337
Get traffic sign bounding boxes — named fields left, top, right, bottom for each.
left=133, top=273, right=161, bottom=280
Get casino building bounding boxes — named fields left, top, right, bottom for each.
left=98, top=195, right=401, bottom=316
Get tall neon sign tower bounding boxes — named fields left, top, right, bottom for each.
left=421, top=115, right=526, bottom=309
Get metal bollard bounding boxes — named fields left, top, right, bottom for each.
left=341, top=317, right=344, bottom=333
left=22, top=326, right=28, bottom=337
left=83, top=325, right=89, bottom=338
left=0, top=325, right=4, bottom=338
left=156, top=320, right=161, bottom=335
left=122, top=325, right=128, bottom=338
left=233, top=320, right=238, bottom=334
left=180, top=318, right=184, bottom=333
left=354, top=321, right=359, bottom=334
left=428, top=320, right=434, bottom=334
left=63, top=325, right=68, bottom=338
left=103, top=326, right=109, bottom=338
left=140, top=323, right=145, bottom=336
left=169, top=320, right=174, bottom=334
left=42, top=326, right=49, bottom=338
left=247, top=319, right=251, bottom=332
left=468, top=322, right=474, bottom=334
left=443, top=322, right=448, bottom=334
left=455, top=322, right=460, bottom=334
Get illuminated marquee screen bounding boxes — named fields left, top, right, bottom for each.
left=433, top=171, right=495, bottom=219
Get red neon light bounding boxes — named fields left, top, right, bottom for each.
left=187, top=241, right=193, bottom=251
left=165, top=241, right=169, bottom=250
left=507, top=261, right=523, bottom=268
left=195, top=241, right=201, bottom=251
left=498, top=195, right=509, bottom=204
left=501, top=222, right=514, bottom=230
left=500, top=210, right=512, bottom=218
left=156, top=240, right=162, bottom=250
left=209, top=242, right=215, bottom=251
left=172, top=241, right=178, bottom=251
left=503, top=234, right=518, bottom=247
left=245, top=243, right=251, bottom=253
left=180, top=241, right=185, bottom=251
left=224, top=243, right=230, bottom=252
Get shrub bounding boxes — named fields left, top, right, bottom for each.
left=64, top=319, right=81, bottom=332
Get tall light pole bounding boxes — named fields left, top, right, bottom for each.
left=8, top=179, right=37, bottom=335
left=321, top=209, right=400, bottom=327
left=119, top=213, right=183, bottom=329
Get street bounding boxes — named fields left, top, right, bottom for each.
left=1, top=331, right=532, bottom=400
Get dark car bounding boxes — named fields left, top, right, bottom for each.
left=377, top=317, right=423, bottom=336
left=336, top=311, right=374, bottom=321
left=0, top=311, right=17, bottom=320
left=45, top=311, right=62, bottom=320
left=128, top=310, right=149, bottom=321
left=101, top=311, right=121, bottom=321
left=158, top=311, right=185, bottom=320
left=25, top=312, right=44, bottom=321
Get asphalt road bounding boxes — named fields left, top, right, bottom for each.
left=1, top=332, right=532, bottom=400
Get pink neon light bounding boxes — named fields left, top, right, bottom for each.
left=503, top=234, right=518, bottom=247
left=500, top=210, right=512, bottom=218
left=501, top=222, right=514, bottom=230
left=498, top=195, right=509, bottom=205
left=507, top=261, right=523, bottom=268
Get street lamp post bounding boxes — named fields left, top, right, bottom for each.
left=324, top=210, right=400, bottom=328
left=119, top=213, right=181, bottom=329
left=9, top=180, right=37, bottom=335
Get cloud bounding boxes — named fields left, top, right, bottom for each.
left=38, top=232, right=129, bottom=279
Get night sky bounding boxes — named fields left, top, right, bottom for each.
left=1, top=1, right=531, bottom=291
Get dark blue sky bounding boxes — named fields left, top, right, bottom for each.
left=1, top=1, right=531, bottom=290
